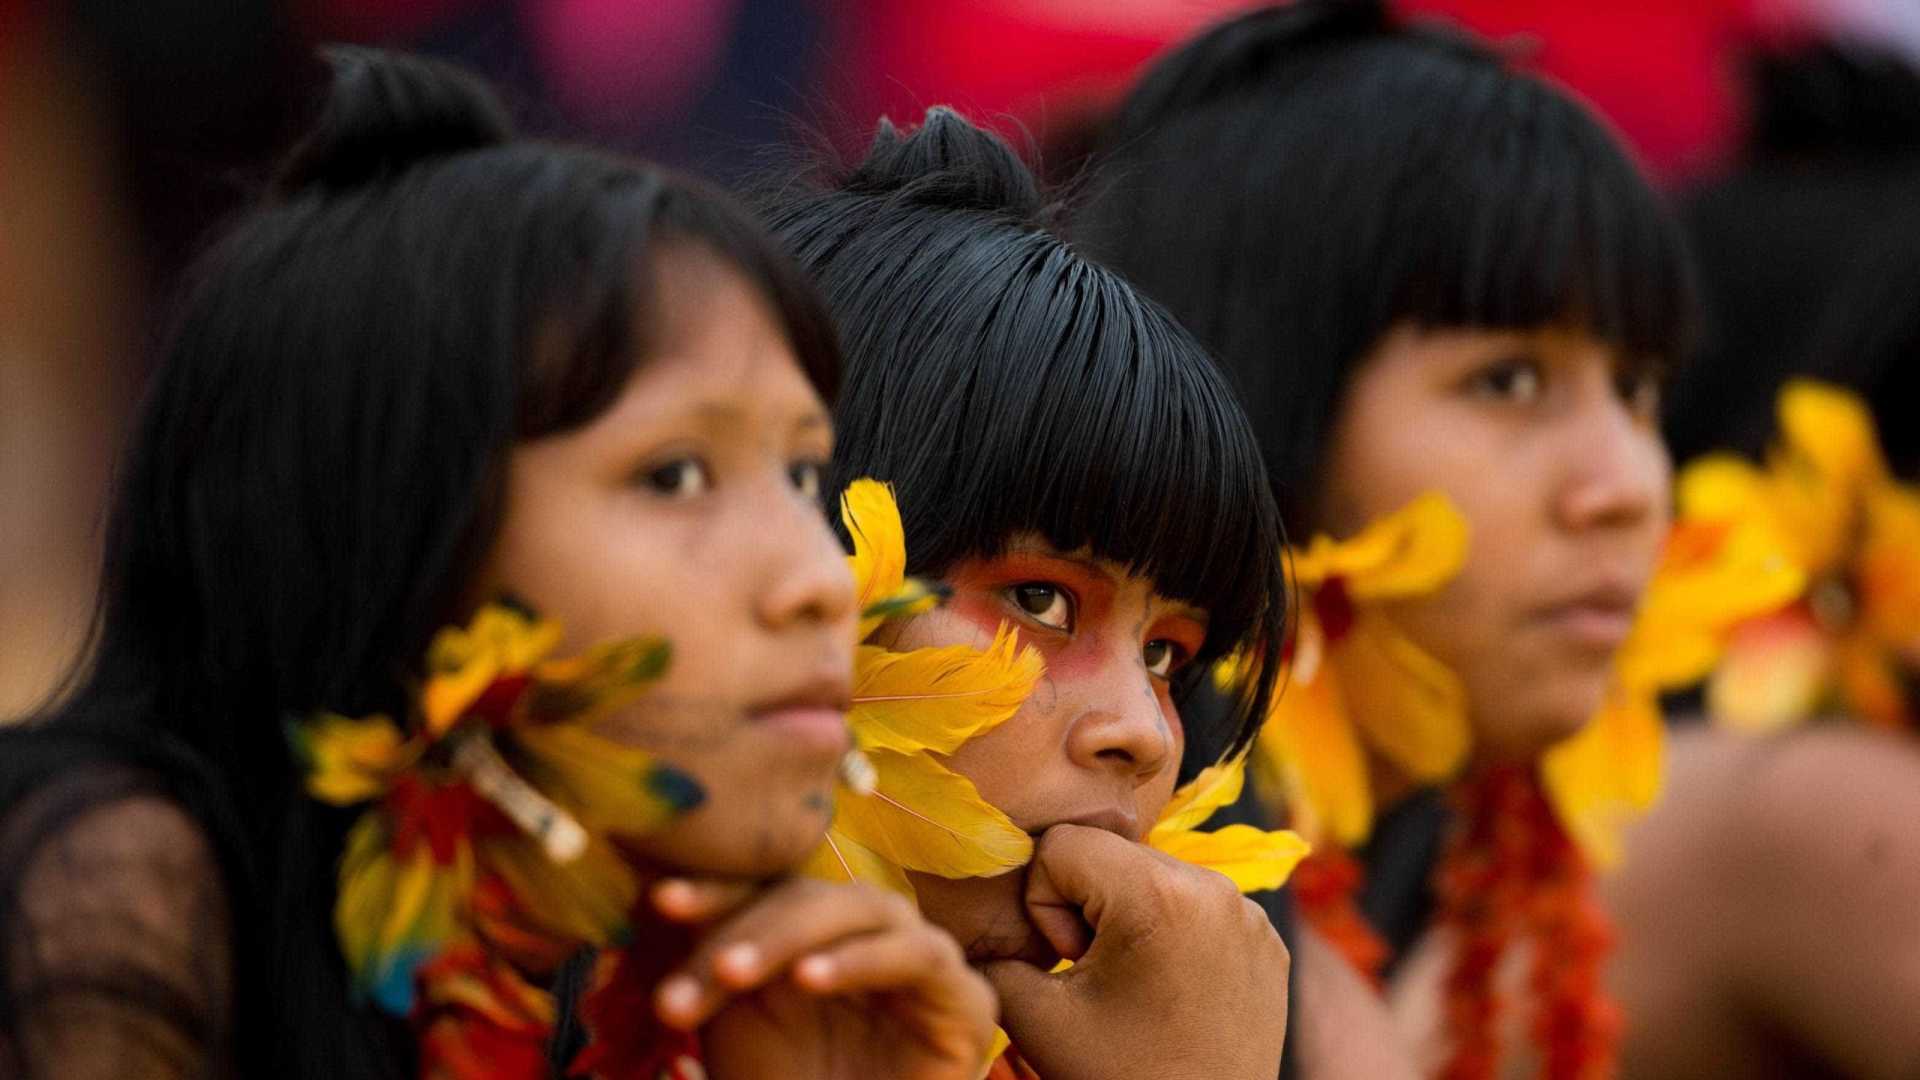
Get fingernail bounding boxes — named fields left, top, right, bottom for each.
left=656, top=975, right=700, bottom=1021
left=717, top=943, right=761, bottom=982
left=653, top=879, right=697, bottom=915
left=796, top=954, right=834, bottom=988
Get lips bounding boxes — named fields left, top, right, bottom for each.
left=1028, top=807, right=1142, bottom=844
left=1531, top=581, right=1641, bottom=651
left=749, top=676, right=852, bottom=755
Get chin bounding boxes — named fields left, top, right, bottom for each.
left=908, top=868, right=1056, bottom=967
left=1509, top=695, right=1607, bottom=756
left=632, top=794, right=834, bottom=879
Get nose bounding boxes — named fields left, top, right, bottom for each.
left=1553, top=386, right=1670, bottom=535
left=1063, top=663, right=1175, bottom=787
left=756, top=488, right=858, bottom=636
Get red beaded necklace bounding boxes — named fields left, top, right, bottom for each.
left=1296, top=767, right=1620, bottom=1080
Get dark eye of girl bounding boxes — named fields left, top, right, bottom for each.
left=790, top=461, right=825, bottom=504
left=642, top=458, right=710, bottom=499
left=1616, top=371, right=1660, bottom=418
left=1011, top=583, right=1073, bottom=632
left=1143, top=639, right=1186, bottom=678
left=1469, top=358, right=1544, bottom=403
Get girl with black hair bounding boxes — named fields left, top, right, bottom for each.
left=1086, top=4, right=1920, bottom=1079
left=0, top=48, right=996, bottom=1080
left=1081, top=3, right=1683, bottom=1077
left=762, top=107, right=1294, bottom=1080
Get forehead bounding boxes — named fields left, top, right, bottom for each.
left=1369, top=324, right=1623, bottom=368
left=617, top=246, right=826, bottom=425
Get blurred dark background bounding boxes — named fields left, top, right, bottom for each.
left=6, top=0, right=1920, bottom=718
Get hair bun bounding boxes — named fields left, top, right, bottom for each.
left=842, top=107, right=1045, bottom=220
left=274, top=46, right=512, bottom=195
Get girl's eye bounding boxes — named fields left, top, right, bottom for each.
left=1467, top=358, right=1544, bottom=404
left=640, top=458, right=710, bottom=499
left=1010, top=583, right=1074, bottom=632
left=1615, top=370, right=1661, bottom=421
left=1143, top=639, right=1186, bottom=679
left=789, top=460, right=826, bottom=504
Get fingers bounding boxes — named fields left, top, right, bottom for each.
left=1022, top=824, right=1192, bottom=957
left=651, top=877, right=758, bottom=924
left=979, top=957, right=1072, bottom=1054
left=793, top=918, right=964, bottom=997
left=655, top=879, right=923, bottom=1029
left=799, top=921, right=1001, bottom=1053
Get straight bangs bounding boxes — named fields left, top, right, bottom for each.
left=788, top=196, right=1286, bottom=765
left=928, top=250, right=1281, bottom=678
left=1371, top=56, right=1696, bottom=376
left=505, top=152, right=841, bottom=438
left=1082, top=23, right=1696, bottom=525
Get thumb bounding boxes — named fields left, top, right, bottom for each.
left=979, top=958, right=1075, bottom=1054
left=1023, top=824, right=1170, bottom=958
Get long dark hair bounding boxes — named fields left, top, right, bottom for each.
left=1078, top=0, right=1696, bottom=529
left=761, top=108, right=1288, bottom=773
left=16, top=46, right=839, bottom=1078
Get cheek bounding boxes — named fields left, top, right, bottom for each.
left=940, top=590, right=1106, bottom=681
left=495, top=487, right=732, bottom=675
left=939, top=650, right=1068, bottom=817
left=1137, top=762, right=1179, bottom=823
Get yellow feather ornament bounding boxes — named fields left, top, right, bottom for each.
left=804, top=480, right=1042, bottom=893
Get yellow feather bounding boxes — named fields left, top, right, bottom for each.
left=1150, top=757, right=1247, bottom=839
left=485, top=833, right=637, bottom=948
left=860, top=578, right=944, bottom=628
left=1621, top=518, right=1803, bottom=691
left=800, top=832, right=917, bottom=898
left=842, top=479, right=909, bottom=640
left=984, top=1028, right=1012, bottom=1076
left=1542, top=686, right=1665, bottom=869
left=505, top=721, right=699, bottom=837
left=422, top=605, right=565, bottom=735
left=851, top=625, right=1043, bottom=756
left=1256, top=659, right=1374, bottom=847
left=1152, top=824, right=1311, bottom=894
left=529, top=636, right=671, bottom=722
left=1860, top=484, right=1920, bottom=646
left=1337, top=613, right=1471, bottom=782
left=831, top=748, right=1033, bottom=878
left=1777, top=378, right=1886, bottom=494
left=1290, top=491, right=1469, bottom=598
left=422, top=659, right=498, bottom=737
left=300, top=712, right=409, bottom=805
left=334, top=815, right=397, bottom=979
left=335, top=814, right=468, bottom=1010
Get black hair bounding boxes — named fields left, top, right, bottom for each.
left=1666, top=39, right=1920, bottom=470
left=1796, top=235, right=1920, bottom=478
left=762, top=107, right=1288, bottom=770
left=1077, top=0, right=1696, bottom=527
left=16, top=46, right=838, bottom=1078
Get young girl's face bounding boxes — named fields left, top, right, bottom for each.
left=874, top=535, right=1206, bottom=964
left=480, top=245, right=857, bottom=878
left=1318, top=325, right=1671, bottom=762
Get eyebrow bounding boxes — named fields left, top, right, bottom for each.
left=996, top=539, right=1212, bottom=625
left=660, top=400, right=830, bottom=437
left=996, top=541, right=1117, bottom=585
left=1157, top=599, right=1210, bottom=627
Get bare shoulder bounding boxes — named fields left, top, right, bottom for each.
left=1613, top=723, right=1920, bottom=1079
left=1661, top=723, right=1920, bottom=896
left=1293, top=923, right=1420, bottom=1080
